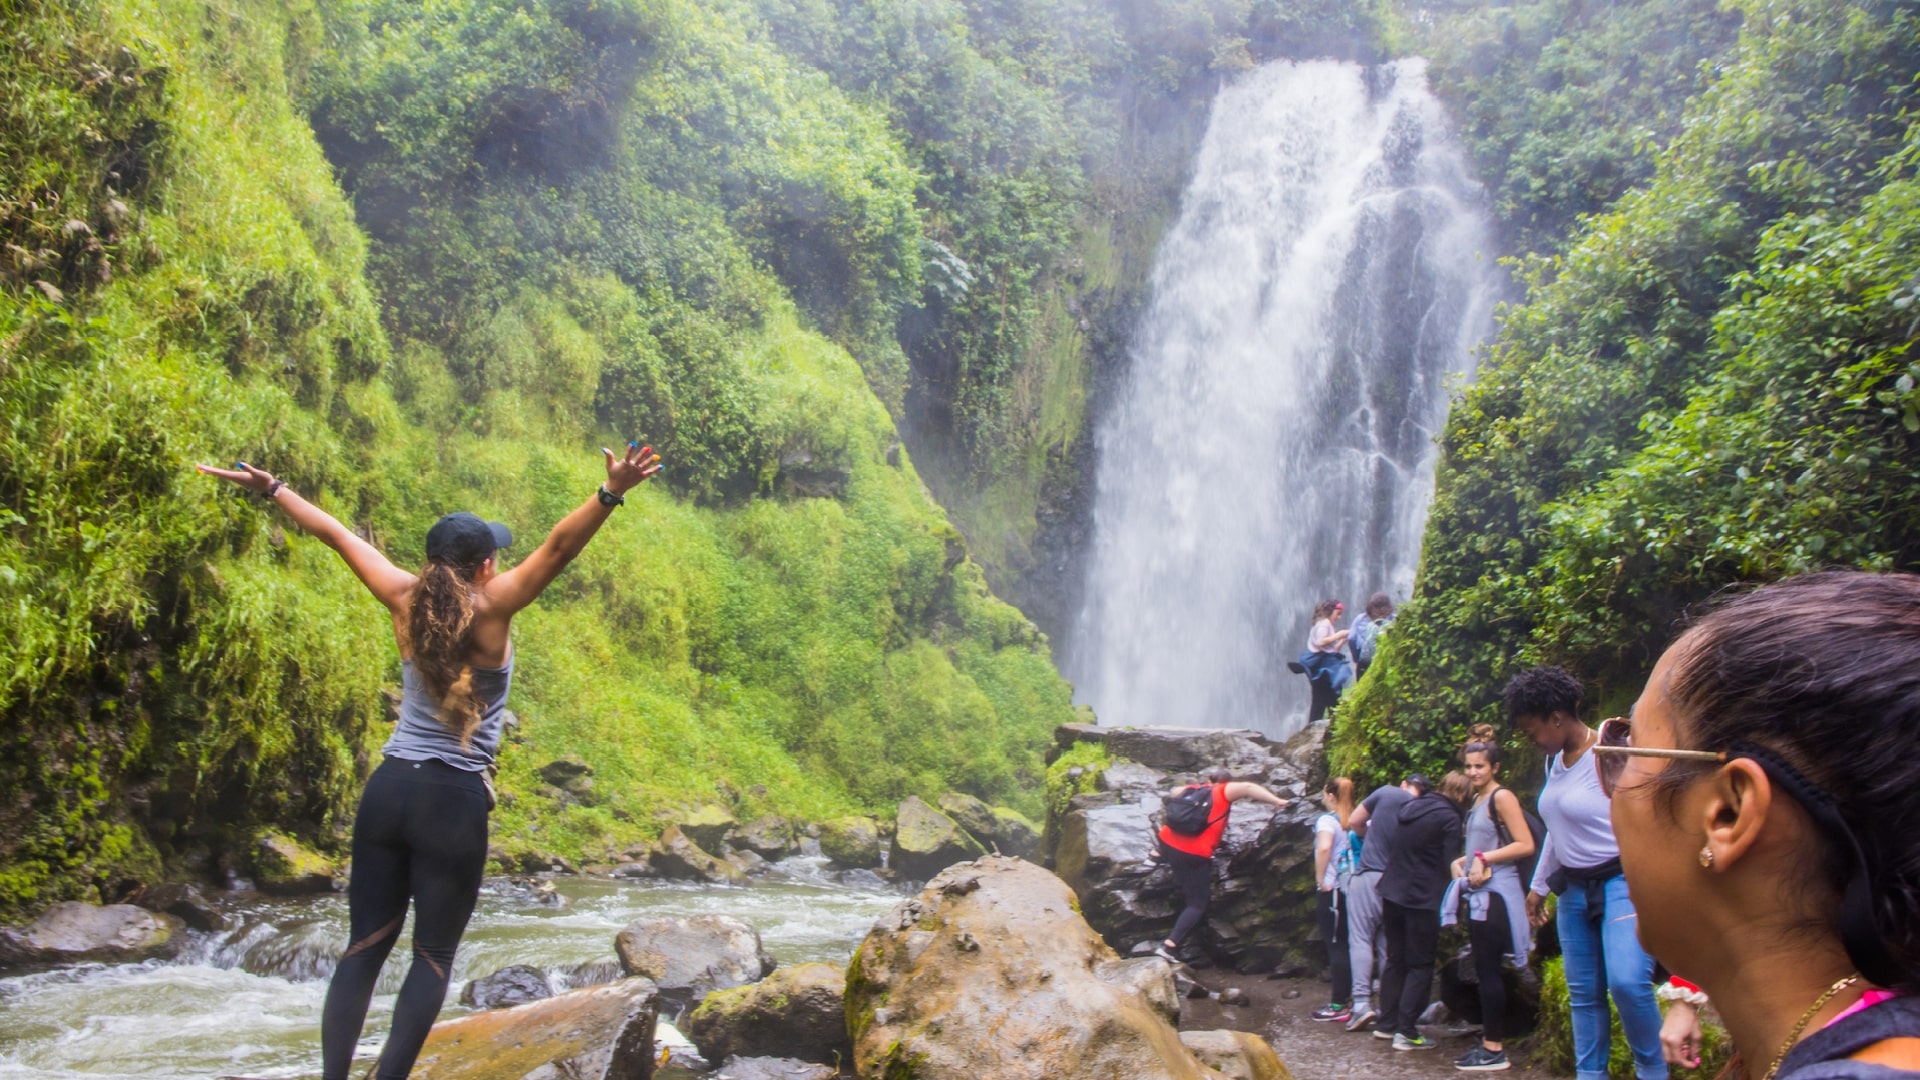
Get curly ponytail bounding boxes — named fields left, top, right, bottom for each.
left=405, top=560, right=484, bottom=747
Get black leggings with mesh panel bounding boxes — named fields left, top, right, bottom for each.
left=321, top=757, right=490, bottom=1080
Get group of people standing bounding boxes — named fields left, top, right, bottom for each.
left=1297, top=592, right=1394, bottom=717
left=1218, top=571, right=1920, bottom=1079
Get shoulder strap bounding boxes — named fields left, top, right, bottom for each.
left=1490, top=786, right=1512, bottom=846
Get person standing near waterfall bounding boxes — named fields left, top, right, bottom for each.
left=1449, top=725, right=1536, bottom=1072
left=1302, top=599, right=1355, bottom=695
left=199, top=442, right=661, bottom=1080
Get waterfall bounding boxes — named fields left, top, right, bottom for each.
left=1068, top=59, right=1497, bottom=739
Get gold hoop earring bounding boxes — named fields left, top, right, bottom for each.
left=1699, top=846, right=1715, bottom=868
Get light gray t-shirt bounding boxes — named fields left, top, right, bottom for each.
left=1530, top=743, right=1619, bottom=894
left=382, top=650, right=514, bottom=771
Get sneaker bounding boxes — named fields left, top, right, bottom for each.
left=1393, top=1034, right=1438, bottom=1052
left=1345, top=1007, right=1377, bottom=1032
left=1373, top=1028, right=1396, bottom=1041
left=1151, top=945, right=1180, bottom=964
left=1454, top=1046, right=1510, bottom=1071
left=1310, top=1003, right=1353, bottom=1023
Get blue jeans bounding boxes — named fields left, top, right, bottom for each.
left=1555, top=874, right=1668, bottom=1080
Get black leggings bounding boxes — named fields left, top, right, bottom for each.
left=1162, top=843, right=1214, bottom=946
left=321, top=758, right=490, bottom=1080
left=1379, top=898, right=1441, bottom=1038
left=1318, top=888, right=1352, bottom=1006
left=1469, top=892, right=1514, bottom=1043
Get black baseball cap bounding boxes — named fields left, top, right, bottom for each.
left=425, top=512, right=513, bottom=566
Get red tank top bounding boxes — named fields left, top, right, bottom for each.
left=1159, top=782, right=1232, bottom=857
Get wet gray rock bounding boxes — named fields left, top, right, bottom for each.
left=461, top=963, right=555, bottom=1009
left=650, top=826, right=747, bottom=886
left=686, top=961, right=849, bottom=1065
left=990, top=807, right=1041, bottom=861
left=680, top=805, right=738, bottom=852
left=0, top=902, right=185, bottom=967
left=937, top=792, right=998, bottom=845
left=408, top=977, right=659, bottom=1080
left=731, top=815, right=796, bottom=860
left=1046, top=724, right=1324, bottom=975
left=712, top=1057, right=837, bottom=1080
left=130, top=882, right=228, bottom=932
left=614, top=914, right=775, bottom=1010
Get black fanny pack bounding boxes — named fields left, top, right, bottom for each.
left=1546, top=856, right=1622, bottom=897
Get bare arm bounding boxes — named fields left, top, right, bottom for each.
left=198, top=462, right=413, bottom=612
left=1223, top=781, right=1291, bottom=809
left=1314, top=827, right=1335, bottom=891
left=1348, top=802, right=1372, bottom=836
left=1484, top=788, right=1537, bottom=865
left=483, top=443, right=661, bottom=615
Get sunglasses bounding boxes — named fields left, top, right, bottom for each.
left=1592, top=717, right=1726, bottom=798
left=1591, top=716, right=1899, bottom=988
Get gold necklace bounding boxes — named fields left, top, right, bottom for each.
left=1761, top=971, right=1862, bottom=1080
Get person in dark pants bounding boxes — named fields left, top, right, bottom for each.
left=1152, top=769, right=1294, bottom=963
left=1376, top=772, right=1468, bottom=1052
left=1311, top=777, right=1359, bottom=1023
left=201, top=442, right=661, bottom=1080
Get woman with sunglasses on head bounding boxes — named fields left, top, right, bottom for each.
left=1504, top=666, right=1669, bottom=1080
left=1449, top=724, right=1537, bottom=1072
left=1599, top=571, right=1920, bottom=1079
left=200, top=443, right=661, bottom=1080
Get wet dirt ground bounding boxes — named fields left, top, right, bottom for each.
left=1180, top=974, right=1550, bottom=1080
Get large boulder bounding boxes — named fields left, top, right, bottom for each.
left=713, top=1058, right=837, bottom=1080
left=460, top=964, right=555, bottom=1010
left=936, top=792, right=997, bottom=845
left=846, top=855, right=1214, bottom=1080
left=129, top=882, right=228, bottom=932
left=731, top=815, right=796, bottom=860
left=252, top=831, right=338, bottom=894
left=1051, top=723, right=1281, bottom=779
left=819, top=816, right=882, bottom=869
left=680, top=805, right=738, bottom=852
left=991, top=808, right=1041, bottom=861
left=1045, top=725, right=1323, bottom=974
left=889, top=796, right=986, bottom=880
left=1179, top=1030, right=1293, bottom=1080
left=686, top=961, right=849, bottom=1066
left=408, top=977, right=659, bottom=1079
left=651, top=826, right=747, bottom=886
left=0, top=902, right=185, bottom=967
left=614, top=914, right=775, bottom=1009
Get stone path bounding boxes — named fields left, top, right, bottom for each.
left=1180, top=975, right=1549, bottom=1080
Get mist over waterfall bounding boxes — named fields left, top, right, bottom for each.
left=1068, top=59, right=1497, bottom=739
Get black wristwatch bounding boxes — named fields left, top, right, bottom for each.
left=597, top=485, right=625, bottom=508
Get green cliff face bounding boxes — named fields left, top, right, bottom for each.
left=0, top=0, right=1095, bottom=913
left=1333, top=0, right=1920, bottom=784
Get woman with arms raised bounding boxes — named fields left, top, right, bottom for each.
left=1600, top=571, right=1920, bottom=1079
left=200, top=442, right=661, bottom=1080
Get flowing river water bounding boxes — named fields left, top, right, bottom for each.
left=0, top=858, right=902, bottom=1080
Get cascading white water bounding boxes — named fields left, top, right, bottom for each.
left=1069, top=59, right=1497, bottom=738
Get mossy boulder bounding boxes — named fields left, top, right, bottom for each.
left=614, top=914, right=775, bottom=1010
left=846, top=856, right=1212, bottom=1079
left=651, top=826, right=747, bottom=886
left=681, top=805, right=739, bottom=852
left=819, top=816, right=882, bottom=869
left=888, top=796, right=986, bottom=881
left=251, top=832, right=338, bottom=894
left=990, top=808, right=1041, bottom=861
left=936, top=792, right=997, bottom=845
left=686, top=961, right=849, bottom=1066
left=731, top=815, right=796, bottom=860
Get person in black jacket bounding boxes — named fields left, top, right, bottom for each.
left=1375, top=771, right=1469, bottom=1052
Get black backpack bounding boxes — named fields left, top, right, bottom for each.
left=1491, top=786, right=1547, bottom=889
left=1164, top=784, right=1223, bottom=836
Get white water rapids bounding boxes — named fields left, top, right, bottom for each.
left=1069, top=59, right=1497, bottom=738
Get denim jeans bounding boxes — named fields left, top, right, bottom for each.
left=1555, top=874, right=1668, bottom=1080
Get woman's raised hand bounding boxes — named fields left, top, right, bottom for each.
left=197, top=460, right=279, bottom=495
left=602, top=442, right=662, bottom=495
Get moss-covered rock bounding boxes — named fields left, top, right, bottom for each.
left=819, top=817, right=883, bottom=869
left=408, top=977, right=660, bottom=1079
left=680, top=805, right=739, bottom=853
left=889, top=796, right=986, bottom=881
left=936, top=793, right=997, bottom=846
left=686, top=961, right=849, bottom=1066
left=251, top=832, right=338, bottom=895
left=0, top=902, right=185, bottom=967
left=731, top=815, right=797, bottom=860
left=989, top=807, right=1041, bottom=861
left=1178, top=1030, right=1293, bottom=1080
left=650, top=827, right=747, bottom=886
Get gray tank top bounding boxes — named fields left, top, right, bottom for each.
left=1465, top=789, right=1533, bottom=963
left=382, top=648, right=513, bottom=771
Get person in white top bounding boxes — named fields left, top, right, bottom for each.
left=1311, top=777, right=1359, bottom=1024
left=1301, top=599, right=1355, bottom=694
left=1506, top=666, right=1668, bottom=1080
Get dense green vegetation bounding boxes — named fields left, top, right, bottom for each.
left=1333, top=0, right=1920, bottom=784
left=0, top=0, right=1100, bottom=913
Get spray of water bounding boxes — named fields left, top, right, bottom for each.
left=1069, top=59, right=1497, bottom=738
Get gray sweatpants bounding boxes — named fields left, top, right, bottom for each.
left=1345, top=869, right=1387, bottom=1012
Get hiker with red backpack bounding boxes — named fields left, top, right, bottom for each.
left=1152, top=769, right=1294, bottom=963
